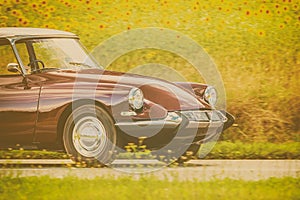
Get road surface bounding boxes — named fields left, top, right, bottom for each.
left=0, top=159, right=299, bottom=181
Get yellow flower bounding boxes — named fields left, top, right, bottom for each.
left=48, top=6, right=56, bottom=12
left=257, top=30, right=266, bottom=37
left=31, top=3, right=37, bottom=9
left=283, top=6, right=289, bottom=12
left=279, top=23, right=285, bottom=29
left=11, top=9, right=21, bottom=16
left=285, top=16, right=292, bottom=23
left=44, top=12, right=51, bottom=18
left=245, top=10, right=251, bottom=16
left=40, top=0, right=47, bottom=6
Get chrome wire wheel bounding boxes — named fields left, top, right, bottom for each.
left=72, top=116, right=108, bottom=158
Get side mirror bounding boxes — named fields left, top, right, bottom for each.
left=7, top=63, right=21, bottom=73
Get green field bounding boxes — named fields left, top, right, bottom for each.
left=0, top=0, right=299, bottom=142
left=0, top=175, right=299, bottom=200
left=204, top=141, right=300, bottom=159
left=0, top=141, right=299, bottom=160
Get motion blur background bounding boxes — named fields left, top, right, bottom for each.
left=0, top=0, right=299, bottom=142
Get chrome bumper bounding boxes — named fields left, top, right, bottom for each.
left=115, top=110, right=228, bottom=130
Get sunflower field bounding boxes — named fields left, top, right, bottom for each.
left=0, top=0, right=299, bottom=142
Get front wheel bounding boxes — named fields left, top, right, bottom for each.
left=62, top=104, right=116, bottom=166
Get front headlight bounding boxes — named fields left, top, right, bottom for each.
left=204, top=86, right=217, bottom=106
left=128, top=88, right=144, bottom=110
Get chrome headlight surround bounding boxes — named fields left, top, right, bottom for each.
left=204, top=86, right=218, bottom=107
left=128, top=88, right=144, bottom=110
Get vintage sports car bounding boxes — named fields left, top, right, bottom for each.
left=0, top=27, right=234, bottom=165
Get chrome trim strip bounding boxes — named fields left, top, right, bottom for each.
left=115, top=112, right=181, bottom=128
left=115, top=111, right=227, bottom=129
left=185, top=121, right=224, bottom=129
left=115, top=120, right=180, bottom=128
left=120, top=111, right=137, bottom=116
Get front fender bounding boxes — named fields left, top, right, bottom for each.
left=34, top=81, right=134, bottom=143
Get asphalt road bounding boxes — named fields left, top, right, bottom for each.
left=1, top=159, right=299, bottom=181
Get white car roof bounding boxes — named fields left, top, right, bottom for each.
left=0, top=27, right=78, bottom=40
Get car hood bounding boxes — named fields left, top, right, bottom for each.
left=44, top=68, right=210, bottom=111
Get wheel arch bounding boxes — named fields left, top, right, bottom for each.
left=56, top=99, right=113, bottom=147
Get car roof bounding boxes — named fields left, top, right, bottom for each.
left=0, top=27, right=78, bottom=40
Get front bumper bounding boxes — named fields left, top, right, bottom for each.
left=116, top=110, right=228, bottom=129
left=115, top=110, right=234, bottom=148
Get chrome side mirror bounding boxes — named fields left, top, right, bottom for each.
left=7, top=63, right=21, bottom=73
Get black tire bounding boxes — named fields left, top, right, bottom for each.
left=176, top=143, right=201, bottom=164
left=62, top=104, right=116, bottom=166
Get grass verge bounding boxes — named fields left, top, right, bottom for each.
left=0, top=142, right=299, bottom=160
left=0, top=176, right=299, bottom=200
left=0, top=150, right=68, bottom=159
left=205, top=141, right=300, bottom=159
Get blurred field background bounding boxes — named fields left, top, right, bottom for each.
left=0, top=0, right=299, bottom=143
left=0, top=176, right=299, bottom=200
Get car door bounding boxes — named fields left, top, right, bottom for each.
left=0, top=43, right=40, bottom=146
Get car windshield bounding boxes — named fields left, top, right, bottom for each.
left=15, top=38, right=101, bottom=73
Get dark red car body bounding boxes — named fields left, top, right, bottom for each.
left=0, top=28, right=233, bottom=163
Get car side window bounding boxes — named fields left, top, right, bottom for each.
left=15, top=43, right=30, bottom=73
left=0, top=43, right=30, bottom=75
left=0, top=44, right=18, bottom=75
